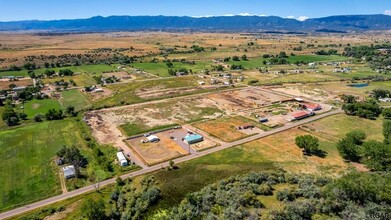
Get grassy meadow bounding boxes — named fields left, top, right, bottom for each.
left=0, top=120, right=86, bottom=212
left=22, top=99, right=61, bottom=118
left=59, top=89, right=91, bottom=111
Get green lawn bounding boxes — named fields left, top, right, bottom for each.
left=0, top=64, right=118, bottom=77
left=93, top=76, right=199, bottom=108
left=119, top=123, right=179, bottom=137
left=59, top=90, right=91, bottom=111
left=0, top=120, right=86, bottom=212
left=23, top=99, right=61, bottom=118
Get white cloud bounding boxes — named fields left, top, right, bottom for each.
left=192, top=13, right=267, bottom=18
left=385, top=10, right=391, bottom=15
left=297, top=16, right=309, bottom=21
left=287, top=15, right=295, bottom=19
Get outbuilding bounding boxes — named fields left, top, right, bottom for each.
left=147, top=135, right=160, bottom=142
left=63, top=165, right=76, bottom=179
left=184, top=134, right=203, bottom=144
left=116, top=152, right=128, bottom=166
left=303, top=103, right=322, bottom=111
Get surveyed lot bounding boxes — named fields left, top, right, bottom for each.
left=193, top=116, right=263, bottom=142
left=0, top=120, right=87, bottom=212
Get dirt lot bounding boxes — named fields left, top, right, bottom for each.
left=0, top=78, right=33, bottom=90
left=102, top=71, right=132, bottom=80
left=193, top=116, right=265, bottom=142
left=126, top=132, right=188, bottom=166
left=271, top=85, right=337, bottom=103
left=83, top=88, right=113, bottom=101
left=207, top=88, right=290, bottom=113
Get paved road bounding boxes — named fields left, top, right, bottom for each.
left=0, top=109, right=342, bottom=220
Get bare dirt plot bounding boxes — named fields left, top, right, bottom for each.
left=102, top=71, right=132, bottom=80
left=0, top=78, right=33, bottom=90
left=125, top=133, right=188, bottom=166
left=207, top=88, right=290, bottom=113
left=271, top=85, right=337, bottom=103
left=83, top=88, right=113, bottom=101
left=193, top=116, right=263, bottom=142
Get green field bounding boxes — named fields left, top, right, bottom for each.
left=120, top=123, right=179, bottom=137
left=227, top=55, right=349, bottom=70
left=59, top=90, right=91, bottom=111
left=287, top=55, right=349, bottom=63
left=42, top=74, right=97, bottom=87
left=132, top=61, right=213, bottom=77
left=93, top=76, right=198, bottom=108
left=0, top=64, right=118, bottom=77
left=23, top=99, right=61, bottom=118
left=0, top=120, right=86, bottom=211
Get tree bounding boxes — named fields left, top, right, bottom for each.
left=337, top=130, right=366, bottom=162
left=81, top=198, right=106, bottom=220
left=66, top=105, right=77, bottom=116
left=232, top=56, right=240, bottom=61
left=295, top=135, right=319, bottom=155
left=360, top=140, right=391, bottom=171
left=45, top=109, right=63, bottom=120
left=166, top=61, right=174, bottom=68
left=383, top=120, right=391, bottom=144
left=58, top=69, right=74, bottom=76
left=2, top=104, right=19, bottom=126
left=18, top=112, right=27, bottom=120
left=44, top=69, right=55, bottom=77
left=341, top=94, right=357, bottom=103
left=241, top=54, right=248, bottom=61
left=33, top=113, right=44, bottom=122
left=382, top=108, right=391, bottom=119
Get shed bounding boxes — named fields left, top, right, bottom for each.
left=259, top=118, right=269, bottom=123
left=63, top=165, right=76, bottom=179
left=116, top=152, right=128, bottom=166
left=147, top=135, right=160, bottom=142
left=184, top=134, right=203, bottom=144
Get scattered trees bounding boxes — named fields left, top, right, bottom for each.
left=2, top=102, right=19, bottom=126
left=81, top=198, right=106, bottom=220
left=45, top=109, right=63, bottom=120
left=342, top=99, right=382, bottom=119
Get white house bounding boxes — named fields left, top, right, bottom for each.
left=116, top=152, right=128, bottom=166
left=63, top=165, right=76, bottom=179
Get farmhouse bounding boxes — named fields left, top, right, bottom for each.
left=184, top=134, right=204, bottom=144
left=147, top=135, right=160, bottom=142
left=303, top=103, right=322, bottom=111
left=116, top=152, right=128, bottom=166
left=62, top=165, right=76, bottom=179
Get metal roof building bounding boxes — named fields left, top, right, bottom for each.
left=184, top=134, right=203, bottom=144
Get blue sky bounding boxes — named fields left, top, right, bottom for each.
left=0, top=0, right=391, bottom=21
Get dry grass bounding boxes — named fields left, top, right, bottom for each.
left=193, top=116, right=258, bottom=142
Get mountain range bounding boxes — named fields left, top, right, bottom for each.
left=0, top=14, right=391, bottom=32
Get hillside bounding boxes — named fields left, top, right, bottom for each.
left=0, top=14, right=391, bottom=32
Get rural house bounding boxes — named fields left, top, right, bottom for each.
left=63, top=165, right=76, bottom=179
